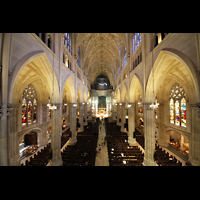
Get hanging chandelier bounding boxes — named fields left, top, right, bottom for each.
left=150, top=102, right=159, bottom=109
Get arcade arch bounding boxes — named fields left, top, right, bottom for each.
left=62, top=75, right=76, bottom=104
left=145, top=48, right=200, bottom=165
left=8, top=51, right=60, bottom=165
left=9, top=51, right=60, bottom=104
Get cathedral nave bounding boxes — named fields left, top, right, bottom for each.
left=0, top=33, right=199, bottom=166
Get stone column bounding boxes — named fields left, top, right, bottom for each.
left=117, top=104, right=121, bottom=126
left=128, top=103, right=136, bottom=146
left=79, top=103, right=84, bottom=132
left=67, top=103, right=70, bottom=126
left=143, top=103, right=157, bottom=166
left=0, top=33, right=11, bottom=166
left=120, top=103, right=126, bottom=132
left=84, top=103, right=88, bottom=125
left=7, top=104, right=19, bottom=166
left=41, top=103, right=48, bottom=146
left=50, top=104, right=63, bottom=166
left=157, top=103, right=168, bottom=147
left=189, top=103, right=200, bottom=166
left=69, top=103, right=77, bottom=145
left=180, top=135, right=184, bottom=151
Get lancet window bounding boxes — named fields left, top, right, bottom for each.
left=22, top=84, right=37, bottom=127
left=169, top=83, right=186, bottom=127
left=132, top=33, right=141, bottom=54
left=63, top=33, right=72, bottom=54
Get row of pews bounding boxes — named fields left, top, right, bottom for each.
left=135, top=128, right=145, bottom=149
left=62, top=122, right=98, bottom=166
left=135, top=128, right=183, bottom=166
left=155, top=144, right=182, bottom=166
left=61, top=128, right=70, bottom=148
left=21, top=143, right=52, bottom=166
left=105, top=122, right=144, bottom=166
left=21, top=128, right=70, bottom=166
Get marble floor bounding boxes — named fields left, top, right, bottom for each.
left=95, top=119, right=109, bottom=166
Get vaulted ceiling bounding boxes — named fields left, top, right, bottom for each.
left=75, top=33, right=128, bottom=87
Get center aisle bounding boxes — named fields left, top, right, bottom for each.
left=95, top=118, right=109, bottom=166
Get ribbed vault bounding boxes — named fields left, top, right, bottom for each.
left=76, top=33, right=128, bottom=86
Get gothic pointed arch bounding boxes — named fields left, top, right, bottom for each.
left=9, top=50, right=60, bottom=104
left=129, top=74, right=143, bottom=103
left=145, top=48, right=200, bottom=104
left=62, top=75, right=76, bottom=103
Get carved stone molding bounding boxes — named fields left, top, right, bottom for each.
left=7, top=107, right=14, bottom=118
left=143, top=102, right=154, bottom=110
left=126, top=53, right=130, bottom=59
left=189, top=103, right=200, bottom=118
left=0, top=108, right=3, bottom=119
left=128, top=103, right=136, bottom=107
left=195, top=107, right=200, bottom=118
left=74, top=55, right=78, bottom=61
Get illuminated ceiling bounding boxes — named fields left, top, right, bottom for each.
left=75, top=33, right=128, bottom=87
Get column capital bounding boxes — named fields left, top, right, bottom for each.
left=68, top=103, right=77, bottom=107
left=7, top=103, right=16, bottom=118
left=189, top=103, right=200, bottom=118
left=0, top=108, right=3, bottom=119
left=126, top=53, right=130, bottom=59
left=128, top=102, right=136, bottom=107
left=143, top=102, right=154, bottom=110
left=7, top=109, right=14, bottom=119
left=59, top=33, right=65, bottom=38
left=74, top=54, right=78, bottom=61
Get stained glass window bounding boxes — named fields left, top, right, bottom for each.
left=33, top=98, right=37, bottom=124
left=132, top=33, right=141, bottom=54
left=28, top=100, right=32, bottom=125
left=77, top=47, right=81, bottom=68
left=123, top=46, right=127, bottom=68
left=169, top=83, right=186, bottom=127
left=22, top=97, right=27, bottom=127
left=181, top=98, right=186, bottom=127
left=22, top=84, right=37, bottom=127
left=170, top=98, right=174, bottom=124
left=175, top=100, right=180, bottom=126
left=63, top=33, right=72, bottom=55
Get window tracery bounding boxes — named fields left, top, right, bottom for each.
left=132, top=33, right=141, bottom=54
left=123, top=46, right=127, bottom=68
left=63, top=33, right=72, bottom=54
left=22, top=84, right=37, bottom=127
left=169, top=83, right=186, bottom=127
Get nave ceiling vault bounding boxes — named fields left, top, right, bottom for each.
left=76, top=33, right=128, bottom=85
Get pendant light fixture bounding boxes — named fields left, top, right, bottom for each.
left=150, top=37, right=159, bottom=109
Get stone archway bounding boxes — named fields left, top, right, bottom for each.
left=9, top=50, right=60, bottom=104
left=144, top=48, right=200, bottom=166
